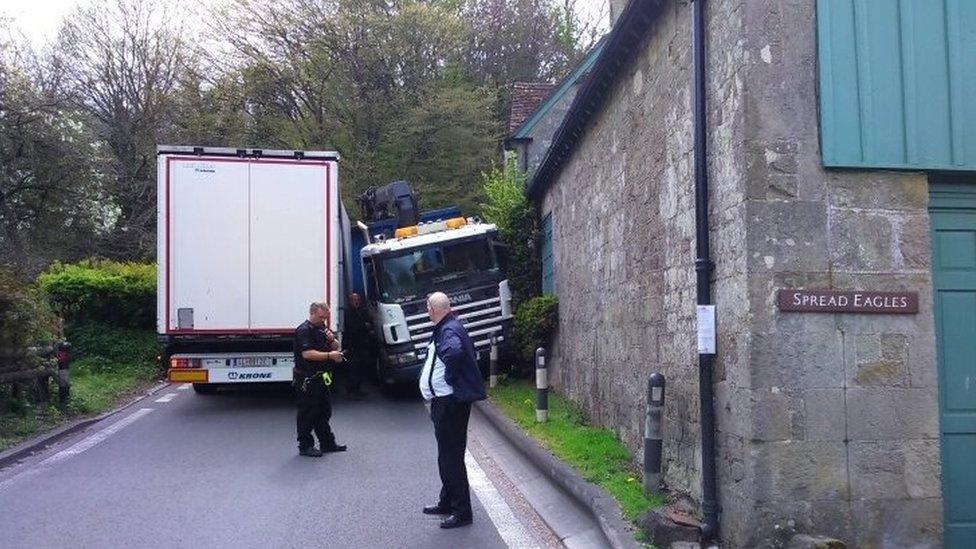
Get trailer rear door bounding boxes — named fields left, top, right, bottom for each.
left=167, top=158, right=250, bottom=331
left=249, top=160, right=333, bottom=330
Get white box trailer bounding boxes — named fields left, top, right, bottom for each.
left=157, top=146, right=347, bottom=392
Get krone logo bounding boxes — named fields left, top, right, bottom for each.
left=228, top=372, right=273, bottom=380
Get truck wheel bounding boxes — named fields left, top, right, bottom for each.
left=193, top=383, right=218, bottom=395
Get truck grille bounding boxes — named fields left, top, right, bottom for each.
left=404, top=290, right=508, bottom=359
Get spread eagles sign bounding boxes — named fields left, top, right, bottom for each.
left=776, top=290, right=919, bottom=314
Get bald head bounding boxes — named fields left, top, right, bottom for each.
left=426, top=292, right=452, bottom=324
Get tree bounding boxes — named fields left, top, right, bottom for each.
left=458, top=0, right=598, bottom=120
left=0, top=23, right=106, bottom=276
left=54, top=0, right=195, bottom=259
left=216, top=0, right=497, bottom=213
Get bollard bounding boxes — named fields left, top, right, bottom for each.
left=644, top=372, right=666, bottom=495
left=57, top=341, right=72, bottom=405
left=489, top=336, right=499, bottom=388
left=535, top=347, right=548, bottom=422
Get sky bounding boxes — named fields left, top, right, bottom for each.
left=0, top=0, right=78, bottom=43
left=1, top=0, right=609, bottom=47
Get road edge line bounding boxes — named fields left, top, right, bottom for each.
left=466, top=449, right=541, bottom=549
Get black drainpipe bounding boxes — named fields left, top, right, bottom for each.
left=692, top=0, right=719, bottom=542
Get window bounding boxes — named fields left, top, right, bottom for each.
left=541, top=212, right=554, bottom=294
left=371, top=238, right=500, bottom=304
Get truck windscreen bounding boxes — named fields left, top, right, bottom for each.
left=373, top=238, right=500, bottom=303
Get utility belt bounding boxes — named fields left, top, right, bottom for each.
left=294, top=368, right=334, bottom=392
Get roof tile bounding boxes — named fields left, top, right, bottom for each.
left=508, top=82, right=557, bottom=134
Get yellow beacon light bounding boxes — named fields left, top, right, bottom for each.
left=445, top=217, right=467, bottom=229
left=395, top=226, right=418, bottom=239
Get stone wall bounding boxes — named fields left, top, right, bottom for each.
left=535, top=0, right=943, bottom=547
left=726, top=0, right=942, bottom=546
left=538, top=0, right=751, bottom=503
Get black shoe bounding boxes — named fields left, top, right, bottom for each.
left=299, top=447, right=323, bottom=457
left=423, top=504, right=450, bottom=515
left=322, top=444, right=347, bottom=452
left=439, top=514, right=473, bottom=529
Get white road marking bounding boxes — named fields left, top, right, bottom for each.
left=155, top=393, right=179, bottom=403
left=0, top=408, right=154, bottom=491
left=177, top=383, right=191, bottom=391
left=466, top=450, right=540, bottom=549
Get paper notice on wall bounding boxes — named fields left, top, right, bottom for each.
left=696, top=305, right=716, bottom=355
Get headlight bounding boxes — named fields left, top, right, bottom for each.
left=386, top=351, right=417, bottom=366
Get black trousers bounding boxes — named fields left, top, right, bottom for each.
left=340, top=349, right=365, bottom=393
left=296, top=374, right=337, bottom=450
left=430, top=396, right=472, bottom=518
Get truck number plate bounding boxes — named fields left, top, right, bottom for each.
left=232, top=357, right=273, bottom=367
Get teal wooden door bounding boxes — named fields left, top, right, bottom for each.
left=931, top=183, right=976, bottom=547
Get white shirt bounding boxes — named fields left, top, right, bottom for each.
left=419, top=341, right=454, bottom=400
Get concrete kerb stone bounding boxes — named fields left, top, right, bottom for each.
left=0, top=381, right=170, bottom=470
left=474, top=399, right=642, bottom=549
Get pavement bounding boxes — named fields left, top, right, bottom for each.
left=0, top=382, right=600, bottom=548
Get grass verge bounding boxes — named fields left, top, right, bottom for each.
left=0, top=324, right=161, bottom=453
left=489, top=378, right=663, bottom=522
left=0, top=364, right=158, bottom=453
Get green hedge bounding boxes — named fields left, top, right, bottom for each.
left=38, top=261, right=156, bottom=329
left=66, top=323, right=161, bottom=371
left=513, top=294, right=558, bottom=367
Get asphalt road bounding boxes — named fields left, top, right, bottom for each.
left=0, top=383, right=549, bottom=548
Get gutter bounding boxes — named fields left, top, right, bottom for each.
left=691, top=0, right=720, bottom=542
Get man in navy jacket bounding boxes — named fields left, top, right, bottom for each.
left=419, top=292, right=486, bottom=529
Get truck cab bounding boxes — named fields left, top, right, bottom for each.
left=360, top=218, right=513, bottom=384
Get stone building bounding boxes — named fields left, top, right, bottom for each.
left=504, top=42, right=604, bottom=181
left=520, top=0, right=975, bottom=547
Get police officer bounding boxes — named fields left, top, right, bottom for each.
left=294, top=301, right=348, bottom=457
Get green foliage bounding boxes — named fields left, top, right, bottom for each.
left=0, top=357, right=157, bottom=450
left=376, top=83, right=500, bottom=214
left=513, top=294, right=558, bottom=365
left=480, top=159, right=527, bottom=233
left=68, top=363, right=156, bottom=415
left=38, top=261, right=156, bottom=329
left=66, top=323, right=161, bottom=371
left=0, top=38, right=107, bottom=275
left=490, top=379, right=664, bottom=522
left=0, top=267, right=61, bottom=349
left=480, top=161, right=540, bottom=305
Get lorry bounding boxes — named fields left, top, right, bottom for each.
left=157, top=146, right=349, bottom=393
left=354, top=182, right=514, bottom=385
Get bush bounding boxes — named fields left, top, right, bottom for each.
left=480, top=160, right=541, bottom=306
left=513, top=294, right=558, bottom=368
left=0, top=267, right=61, bottom=350
left=38, top=261, right=156, bottom=329
left=66, top=322, right=161, bottom=372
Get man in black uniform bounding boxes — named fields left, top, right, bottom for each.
left=294, top=301, right=348, bottom=457
left=341, top=292, right=373, bottom=399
